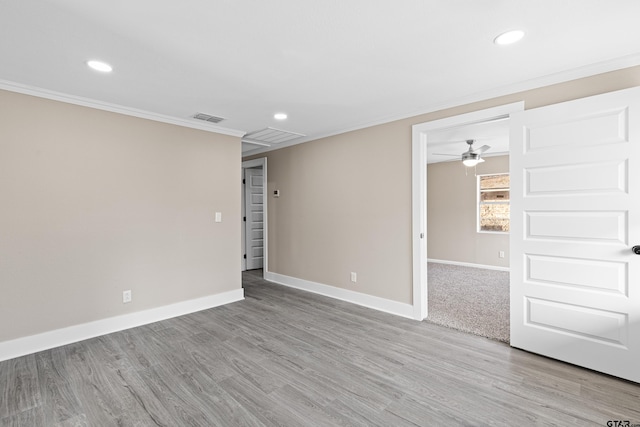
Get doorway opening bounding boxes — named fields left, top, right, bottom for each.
left=242, top=158, right=267, bottom=280
left=425, top=119, right=511, bottom=342
left=411, top=102, right=524, bottom=323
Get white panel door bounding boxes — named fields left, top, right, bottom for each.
left=244, top=167, right=264, bottom=270
left=510, top=86, right=640, bottom=383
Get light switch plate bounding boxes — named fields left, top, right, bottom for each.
left=215, top=212, right=222, bottom=222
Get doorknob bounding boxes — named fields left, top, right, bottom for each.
left=633, top=245, right=640, bottom=255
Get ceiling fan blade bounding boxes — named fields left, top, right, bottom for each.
left=432, top=153, right=461, bottom=157
left=471, top=145, right=491, bottom=154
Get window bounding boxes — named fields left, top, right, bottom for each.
left=478, top=173, right=510, bottom=232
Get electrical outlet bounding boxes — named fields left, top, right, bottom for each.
left=350, top=272, right=357, bottom=283
left=498, top=251, right=505, bottom=258
left=123, top=290, right=132, bottom=304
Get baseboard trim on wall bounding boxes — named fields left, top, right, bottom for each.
left=264, top=271, right=414, bottom=319
left=427, top=258, right=510, bottom=272
left=0, top=289, right=244, bottom=362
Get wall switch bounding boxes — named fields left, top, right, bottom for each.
left=350, top=272, right=357, bottom=283
left=123, top=290, right=132, bottom=303
left=273, top=190, right=280, bottom=198
left=499, top=251, right=505, bottom=258
left=215, top=212, right=222, bottom=222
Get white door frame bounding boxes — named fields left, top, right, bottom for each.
left=242, top=157, right=268, bottom=273
left=411, top=102, right=524, bottom=320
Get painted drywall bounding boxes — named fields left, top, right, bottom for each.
left=0, top=89, right=241, bottom=342
left=427, top=155, right=509, bottom=268
left=253, top=123, right=413, bottom=304
left=245, top=65, right=640, bottom=306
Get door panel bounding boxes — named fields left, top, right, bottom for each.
left=526, top=160, right=627, bottom=194
left=526, top=107, right=627, bottom=151
left=526, top=298, right=627, bottom=345
left=525, top=211, right=627, bottom=243
left=526, top=255, right=627, bottom=294
left=510, top=86, right=640, bottom=383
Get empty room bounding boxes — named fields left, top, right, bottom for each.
left=1, top=1, right=640, bottom=426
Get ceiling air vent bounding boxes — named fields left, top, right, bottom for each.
left=242, top=127, right=305, bottom=147
left=192, top=112, right=225, bottom=123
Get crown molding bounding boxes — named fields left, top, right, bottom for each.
left=5, top=52, right=640, bottom=153
left=0, top=79, right=246, bottom=138
left=243, top=53, right=640, bottom=156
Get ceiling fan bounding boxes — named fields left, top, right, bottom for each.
left=434, top=139, right=491, bottom=167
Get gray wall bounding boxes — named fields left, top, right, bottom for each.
left=0, top=90, right=242, bottom=342
left=427, top=155, right=510, bottom=268
left=246, top=66, right=640, bottom=305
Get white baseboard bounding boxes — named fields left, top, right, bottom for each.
left=427, top=258, right=510, bottom=272
left=0, top=288, right=244, bottom=362
left=264, top=271, right=414, bottom=319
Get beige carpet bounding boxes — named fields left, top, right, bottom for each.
left=427, top=262, right=510, bottom=343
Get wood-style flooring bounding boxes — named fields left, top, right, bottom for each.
left=1, top=269, right=639, bottom=426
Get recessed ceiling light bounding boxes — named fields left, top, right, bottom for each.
left=86, top=60, right=113, bottom=72
left=274, top=113, right=288, bottom=120
left=494, top=30, right=525, bottom=45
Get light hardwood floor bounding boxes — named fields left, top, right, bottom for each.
left=1, top=270, right=639, bottom=426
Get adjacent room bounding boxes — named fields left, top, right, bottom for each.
left=1, top=1, right=640, bottom=425
left=426, top=118, right=511, bottom=343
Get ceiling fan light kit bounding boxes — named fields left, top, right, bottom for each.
left=462, top=139, right=489, bottom=167
left=462, top=153, right=485, bottom=167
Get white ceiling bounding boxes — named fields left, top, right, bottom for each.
left=2, top=1, right=640, bottom=155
